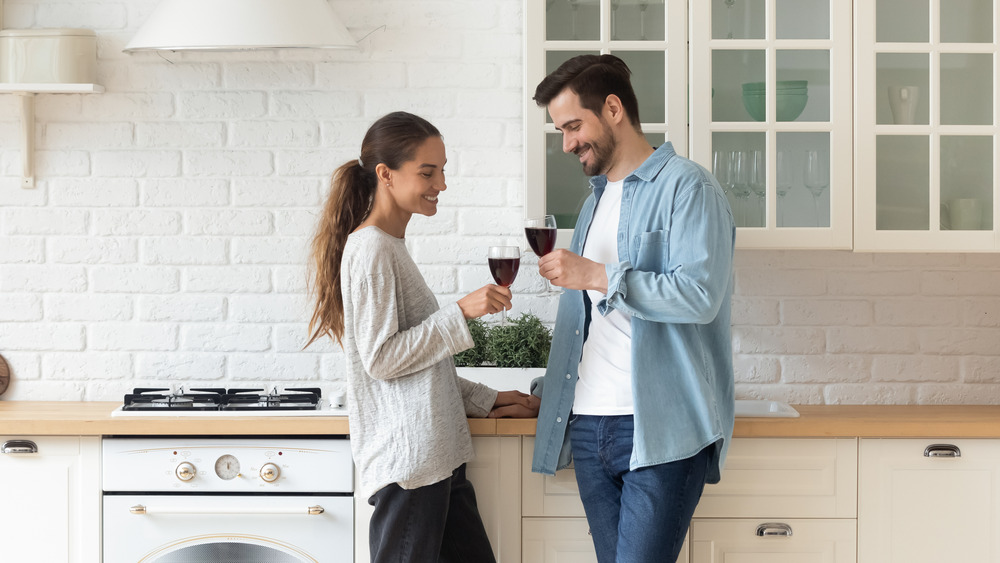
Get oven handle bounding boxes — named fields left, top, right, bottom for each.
left=129, top=504, right=326, bottom=515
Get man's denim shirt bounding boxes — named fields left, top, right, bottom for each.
left=531, top=142, right=736, bottom=484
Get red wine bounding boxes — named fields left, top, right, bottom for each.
left=525, top=227, right=557, bottom=256
left=488, top=257, right=520, bottom=287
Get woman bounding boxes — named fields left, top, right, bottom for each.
left=306, top=111, right=538, bottom=562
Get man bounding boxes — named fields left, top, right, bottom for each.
left=531, top=54, right=736, bottom=563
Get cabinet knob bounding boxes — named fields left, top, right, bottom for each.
left=1, top=440, right=38, bottom=454
left=755, top=522, right=793, bottom=537
left=924, top=444, right=961, bottom=458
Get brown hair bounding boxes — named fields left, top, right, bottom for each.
left=305, top=111, right=441, bottom=348
left=533, top=54, right=642, bottom=131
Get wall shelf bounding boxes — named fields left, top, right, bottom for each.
left=1, top=83, right=105, bottom=188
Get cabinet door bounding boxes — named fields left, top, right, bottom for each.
left=859, top=438, right=1000, bottom=563
left=354, top=436, right=520, bottom=563
left=522, top=436, right=586, bottom=517
left=691, top=0, right=853, bottom=248
left=0, top=436, right=100, bottom=563
left=524, top=0, right=687, bottom=243
left=522, top=518, right=689, bottom=563
left=692, top=519, right=856, bottom=563
left=855, top=0, right=1000, bottom=251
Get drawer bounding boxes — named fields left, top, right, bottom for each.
left=691, top=519, right=856, bottom=563
left=523, top=437, right=858, bottom=519
left=522, top=518, right=689, bottom=563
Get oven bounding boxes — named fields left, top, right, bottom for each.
left=103, top=387, right=353, bottom=562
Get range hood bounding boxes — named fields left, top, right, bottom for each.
left=124, top=0, right=357, bottom=52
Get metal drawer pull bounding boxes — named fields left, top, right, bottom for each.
left=1, top=440, right=38, bottom=454
left=129, top=504, right=325, bottom=515
left=924, top=444, right=961, bottom=458
left=756, top=523, right=793, bottom=537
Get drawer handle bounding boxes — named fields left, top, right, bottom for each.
left=924, top=444, right=961, bottom=458
left=756, top=523, right=793, bottom=537
left=1, top=440, right=38, bottom=454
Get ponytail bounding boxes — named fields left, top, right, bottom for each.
left=305, top=159, right=375, bottom=348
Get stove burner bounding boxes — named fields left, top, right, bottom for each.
left=121, top=387, right=322, bottom=412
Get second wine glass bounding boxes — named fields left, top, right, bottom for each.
left=524, top=215, right=562, bottom=296
left=487, top=246, right=520, bottom=324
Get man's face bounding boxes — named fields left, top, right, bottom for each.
left=547, top=89, right=617, bottom=177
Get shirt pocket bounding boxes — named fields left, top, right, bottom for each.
left=633, top=229, right=669, bottom=272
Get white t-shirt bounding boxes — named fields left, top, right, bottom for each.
left=573, top=178, right=634, bottom=415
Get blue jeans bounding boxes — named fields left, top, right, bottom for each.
left=569, top=414, right=711, bottom=563
left=368, top=464, right=496, bottom=563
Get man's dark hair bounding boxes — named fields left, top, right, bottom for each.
left=533, top=54, right=641, bottom=131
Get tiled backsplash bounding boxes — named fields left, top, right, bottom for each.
left=1, top=0, right=998, bottom=404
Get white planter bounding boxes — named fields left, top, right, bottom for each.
left=456, top=367, right=546, bottom=394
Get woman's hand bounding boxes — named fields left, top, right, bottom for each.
left=488, top=390, right=541, bottom=418
left=458, top=284, right=512, bottom=319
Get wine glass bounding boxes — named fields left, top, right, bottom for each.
left=805, top=149, right=829, bottom=227
left=749, top=149, right=766, bottom=227
left=713, top=149, right=732, bottom=200
left=776, top=150, right=792, bottom=227
left=732, top=150, right=752, bottom=227
left=524, top=215, right=562, bottom=296
left=488, top=246, right=520, bottom=324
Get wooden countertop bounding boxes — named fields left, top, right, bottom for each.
left=2, top=402, right=1000, bottom=438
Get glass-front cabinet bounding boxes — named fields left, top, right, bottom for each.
left=524, top=0, right=687, bottom=241
left=690, top=0, right=853, bottom=248
left=855, top=0, right=1000, bottom=251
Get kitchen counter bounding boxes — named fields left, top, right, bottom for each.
left=3, top=402, right=1000, bottom=437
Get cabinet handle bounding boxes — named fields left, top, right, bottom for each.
left=756, top=522, right=793, bottom=537
left=924, top=444, right=961, bottom=458
left=1, top=440, right=38, bottom=454
left=129, top=504, right=326, bottom=515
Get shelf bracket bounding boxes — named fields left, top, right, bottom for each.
left=17, top=92, right=36, bottom=189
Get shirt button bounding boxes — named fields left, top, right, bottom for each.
left=556, top=417, right=562, bottom=423
left=575, top=330, right=580, bottom=335
left=565, top=373, right=571, bottom=380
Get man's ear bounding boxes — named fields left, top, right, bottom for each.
left=604, top=94, right=626, bottom=125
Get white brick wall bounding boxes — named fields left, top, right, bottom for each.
left=1, top=0, right=999, bottom=404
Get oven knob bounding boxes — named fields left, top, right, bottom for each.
left=259, top=463, right=280, bottom=482
left=175, top=461, right=197, bottom=481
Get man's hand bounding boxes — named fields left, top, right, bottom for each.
left=538, top=249, right=608, bottom=293
left=488, top=391, right=541, bottom=418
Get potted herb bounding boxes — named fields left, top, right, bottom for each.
left=454, top=312, right=551, bottom=393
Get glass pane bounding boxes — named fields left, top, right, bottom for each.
left=615, top=51, right=665, bottom=123
left=776, top=0, right=829, bottom=39
left=544, top=51, right=600, bottom=124
left=777, top=50, right=829, bottom=122
left=876, top=135, right=930, bottom=230
left=941, top=136, right=993, bottom=230
left=941, top=54, right=993, bottom=126
left=941, top=0, right=992, bottom=43
left=876, top=0, right=929, bottom=43
left=714, top=50, right=765, bottom=122
left=712, top=0, right=766, bottom=40
left=645, top=132, right=666, bottom=148
left=547, top=0, right=600, bottom=41
left=776, top=132, right=828, bottom=227
left=546, top=132, right=592, bottom=230
left=876, top=53, right=929, bottom=125
left=711, top=131, right=765, bottom=228
left=159, top=542, right=300, bottom=563
left=612, top=0, right=665, bottom=41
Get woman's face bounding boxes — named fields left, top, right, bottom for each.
left=385, top=136, right=447, bottom=217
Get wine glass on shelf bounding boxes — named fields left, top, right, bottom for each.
left=749, top=149, right=766, bottom=227
left=488, top=246, right=520, bottom=324
left=524, top=215, right=562, bottom=297
left=712, top=149, right=732, bottom=201
left=776, top=150, right=792, bottom=227
left=732, top=150, right=752, bottom=227
left=804, top=149, right=829, bottom=227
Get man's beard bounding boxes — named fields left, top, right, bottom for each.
left=578, top=120, right=616, bottom=177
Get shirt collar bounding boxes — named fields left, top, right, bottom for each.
left=588, top=141, right=676, bottom=192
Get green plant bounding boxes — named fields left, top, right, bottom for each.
left=454, top=312, right=552, bottom=368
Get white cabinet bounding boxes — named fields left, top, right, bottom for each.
left=354, top=436, right=522, bottom=563
left=855, top=0, right=1000, bottom=251
left=691, top=519, right=856, bottom=563
left=0, top=436, right=101, bottom=563
left=859, top=438, right=1000, bottom=563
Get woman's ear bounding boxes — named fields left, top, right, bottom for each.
left=375, top=163, right=392, bottom=186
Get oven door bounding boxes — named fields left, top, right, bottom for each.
left=103, top=495, right=353, bottom=563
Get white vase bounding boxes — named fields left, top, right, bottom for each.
left=455, top=367, right=546, bottom=394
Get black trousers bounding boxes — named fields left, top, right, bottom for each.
left=368, top=463, right=497, bottom=563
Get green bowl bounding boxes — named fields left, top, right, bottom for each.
left=742, top=91, right=808, bottom=121
left=742, top=80, right=809, bottom=92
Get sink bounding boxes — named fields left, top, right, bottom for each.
left=734, top=400, right=799, bottom=418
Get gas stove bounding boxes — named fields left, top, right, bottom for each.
left=110, top=386, right=347, bottom=417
